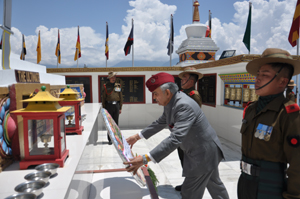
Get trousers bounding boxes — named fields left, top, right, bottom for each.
left=105, top=102, right=120, bottom=142
left=181, top=167, right=229, bottom=199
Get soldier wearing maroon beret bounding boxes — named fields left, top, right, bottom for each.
left=239, top=48, right=300, bottom=199
left=124, top=72, right=229, bottom=199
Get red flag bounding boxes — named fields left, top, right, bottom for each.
left=288, top=0, right=300, bottom=47
left=0, top=34, right=2, bottom=49
left=124, top=22, right=134, bottom=56
left=205, top=26, right=211, bottom=37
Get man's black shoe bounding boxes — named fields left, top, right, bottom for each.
left=175, top=185, right=182, bottom=191
left=108, top=141, right=112, bottom=145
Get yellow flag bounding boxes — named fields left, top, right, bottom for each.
left=36, top=31, right=41, bottom=64
left=74, top=26, right=81, bottom=61
left=20, top=34, right=26, bottom=60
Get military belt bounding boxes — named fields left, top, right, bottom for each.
left=106, top=101, right=119, bottom=104
left=240, top=160, right=260, bottom=176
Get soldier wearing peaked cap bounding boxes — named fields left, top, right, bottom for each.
left=174, top=66, right=203, bottom=192
left=286, top=79, right=296, bottom=102
left=124, top=72, right=229, bottom=199
left=238, top=48, right=300, bottom=199
left=102, top=71, right=123, bottom=145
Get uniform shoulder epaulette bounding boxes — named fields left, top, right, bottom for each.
left=189, top=90, right=199, bottom=96
left=243, top=101, right=254, bottom=119
left=284, top=102, right=300, bottom=114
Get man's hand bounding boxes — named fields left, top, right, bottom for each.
left=124, top=156, right=143, bottom=175
left=126, top=134, right=140, bottom=148
left=119, top=110, right=122, bottom=114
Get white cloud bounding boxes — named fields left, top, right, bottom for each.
left=6, top=0, right=300, bottom=67
left=212, top=0, right=298, bottom=56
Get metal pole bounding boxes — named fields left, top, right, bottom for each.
left=170, top=15, right=172, bottom=67
left=57, top=56, right=58, bottom=68
left=297, top=39, right=299, bottom=105
left=77, top=49, right=79, bottom=68
left=132, top=19, right=134, bottom=67
left=106, top=58, right=107, bottom=68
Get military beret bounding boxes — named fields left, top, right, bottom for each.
left=146, top=72, right=175, bottom=92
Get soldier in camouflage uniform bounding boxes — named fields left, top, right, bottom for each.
left=239, top=48, right=300, bottom=199
left=102, top=72, right=123, bottom=145
left=174, top=66, right=203, bottom=191
left=286, top=79, right=296, bottom=102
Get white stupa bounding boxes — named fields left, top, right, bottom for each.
left=176, top=1, right=219, bottom=67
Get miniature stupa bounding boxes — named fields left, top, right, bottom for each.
left=176, top=1, right=219, bottom=67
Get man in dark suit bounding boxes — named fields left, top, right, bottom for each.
left=124, top=72, right=229, bottom=199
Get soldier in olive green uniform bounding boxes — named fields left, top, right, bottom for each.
left=286, top=79, right=296, bottom=102
left=102, top=72, right=123, bottom=145
left=238, top=48, right=300, bottom=199
left=179, top=66, right=203, bottom=108
left=173, top=67, right=203, bottom=191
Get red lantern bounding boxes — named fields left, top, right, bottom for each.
left=11, top=86, right=70, bottom=169
left=58, top=85, right=84, bottom=135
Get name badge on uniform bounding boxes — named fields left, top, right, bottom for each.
left=114, top=87, right=121, bottom=92
left=254, top=123, right=273, bottom=141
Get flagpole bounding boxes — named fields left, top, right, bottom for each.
left=170, top=14, right=172, bottom=67
left=248, top=2, right=251, bottom=55
left=106, top=22, right=108, bottom=68
left=297, top=39, right=299, bottom=105
left=77, top=48, right=79, bottom=68
left=57, top=56, right=58, bottom=68
left=132, top=19, right=134, bottom=67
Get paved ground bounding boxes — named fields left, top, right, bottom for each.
left=74, top=128, right=241, bottom=199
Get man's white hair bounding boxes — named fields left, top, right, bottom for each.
left=160, top=82, right=179, bottom=94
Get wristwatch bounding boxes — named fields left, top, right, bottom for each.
left=142, top=155, right=148, bottom=165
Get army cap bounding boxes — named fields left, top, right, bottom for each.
left=108, top=71, right=117, bottom=79
left=178, top=67, right=203, bottom=80
left=288, top=79, right=296, bottom=87
left=146, top=72, right=175, bottom=92
left=246, top=48, right=300, bottom=76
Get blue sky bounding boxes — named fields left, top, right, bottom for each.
left=0, top=0, right=297, bottom=68
left=6, top=0, right=238, bottom=36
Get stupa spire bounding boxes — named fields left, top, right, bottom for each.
left=193, top=1, right=200, bottom=23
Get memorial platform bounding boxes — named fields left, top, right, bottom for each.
left=0, top=103, right=241, bottom=199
